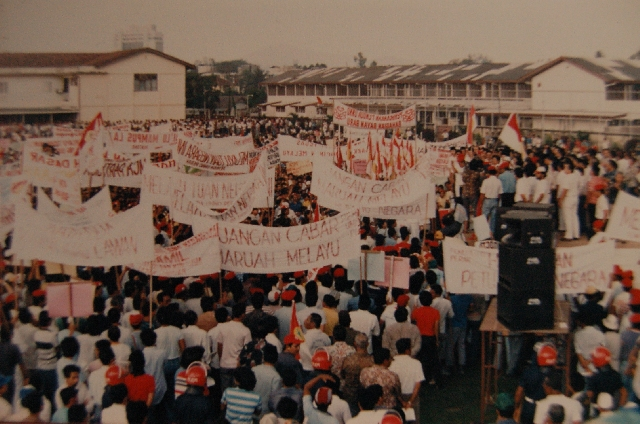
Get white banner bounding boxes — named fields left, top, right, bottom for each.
left=102, top=154, right=147, bottom=187
left=359, top=182, right=436, bottom=220
left=13, top=194, right=154, bottom=266
left=22, top=137, right=80, bottom=187
left=333, top=102, right=416, bottom=129
left=173, top=133, right=254, bottom=173
left=277, top=135, right=333, bottom=161
left=37, top=188, right=113, bottom=226
left=107, top=130, right=179, bottom=154
left=311, top=155, right=430, bottom=211
left=606, top=191, right=640, bottom=242
left=443, top=237, right=498, bottom=295
left=129, top=223, right=220, bottom=277
left=217, top=209, right=361, bottom=273
left=555, top=241, right=615, bottom=294
left=52, top=126, right=83, bottom=138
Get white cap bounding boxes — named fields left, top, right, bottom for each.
left=597, top=392, right=614, bottom=410
left=602, top=314, right=619, bottom=331
left=536, top=166, right=547, bottom=173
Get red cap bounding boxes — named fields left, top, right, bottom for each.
left=32, top=289, right=46, bottom=298
left=283, top=334, right=301, bottom=345
left=314, top=387, right=332, bottom=406
left=311, top=350, right=332, bottom=371
left=591, top=346, right=611, bottom=368
left=622, top=277, right=633, bottom=288
left=249, top=287, right=264, bottom=295
left=129, top=314, right=143, bottom=326
left=224, top=272, right=235, bottom=281
left=293, top=271, right=305, bottom=279
left=592, top=220, right=605, bottom=231
left=629, top=289, right=640, bottom=306
left=185, top=363, right=207, bottom=387
left=105, top=365, right=124, bottom=386
left=499, top=161, right=510, bottom=170
left=333, top=268, right=345, bottom=278
left=613, top=265, right=623, bottom=277
left=622, top=270, right=634, bottom=280
left=4, top=293, right=16, bottom=303
left=381, top=411, right=404, bottom=424
left=397, top=294, right=410, bottom=307
left=457, top=153, right=465, bottom=162
left=594, top=182, right=607, bottom=191
left=317, top=266, right=331, bottom=276
left=175, top=284, right=187, bottom=295
left=281, top=290, right=296, bottom=302
left=537, top=344, right=557, bottom=366
left=630, top=313, right=640, bottom=324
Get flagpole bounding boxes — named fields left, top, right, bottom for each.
left=149, top=270, right=154, bottom=324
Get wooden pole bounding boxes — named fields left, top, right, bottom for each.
left=359, top=255, right=363, bottom=295
left=149, top=267, right=154, bottom=324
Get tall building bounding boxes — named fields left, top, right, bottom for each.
left=115, top=25, right=164, bottom=52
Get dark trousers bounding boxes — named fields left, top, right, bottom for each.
left=501, top=192, right=515, bottom=208
left=419, top=335, right=441, bottom=386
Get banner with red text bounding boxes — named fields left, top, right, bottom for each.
left=359, top=182, right=436, bottom=220
left=173, top=133, right=254, bottom=173
left=333, top=102, right=416, bottom=129
left=277, top=135, right=333, bottom=161
left=443, top=237, right=498, bottom=295
left=555, top=241, right=614, bottom=294
left=129, top=222, right=220, bottom=277
left=12, top=192, right=154, bottom=266
left=606, top=191, right=640, bottom=242
left=107, top=130, right=180, bottom=154
left=22, top=137, right=80, bottom=187
left=217, top=209, right=361, bottom=273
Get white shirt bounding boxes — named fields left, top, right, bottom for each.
left=54, top=382, right=93, bottom=412
left=0, top=397, right=11, bottom=422
left=217, top=320, right=252, bottom=369
left=155, top=325, right=184, bottom=360
left=345, top=409, right=386, bottom=424
left=534, top=178, right=551, bottom=204
left=559, top=171, right=580, bottom=200
left=480, top=175, right=503, bottom=199
left=297, top=307, right=327, bottom=333
left=595, top=194, right=609, bottom=219
left=87, top=364, right=109, bottom=407
left=101, top=403, right=128, bottom=424
left=574, top=325, right=605, bottom=376
left=328, top=394, right=352, bottom=424
left=389, top=354, right=425, bottom=395
left=182, top=325, right=210, bottom=364
left=110, top=342, right=131, bottom=369
left=533, top=393, right=583, bottom=424
left=432, top=297, right=454, bottom=334
left=515, top=177, right=535, bottom=202
left=206, top=325, right=221, bottom=369
left=349, top=310, right=380, bottom=354
left=265, top=333, right=282, bottom=353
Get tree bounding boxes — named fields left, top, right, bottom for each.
left=449, top=54, right=492, bottom=65
left=369, top=60, right=378, bottom=67
left=239, top=66, right=267, bottom=107
left=353, top=52, right=367, bottom=68
left=185, top=71, right=219, bottom=112
left=214, top=60, right=248, bottom=74
left=595, top=50, right=604, bottom=58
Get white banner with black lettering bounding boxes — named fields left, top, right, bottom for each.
left=173, top=133, right=254, bottom=173
left=555, top=241, right=615, bottom=294
left=217, top=209, right=361, bottom=273
left=333, top=102, right=416, bottom=129
left=443, top=237, right=498, bottom=295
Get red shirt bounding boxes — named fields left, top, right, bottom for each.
left=124, top=373, right=155, bottom=403
left=411, top=306, right=440, bottom=336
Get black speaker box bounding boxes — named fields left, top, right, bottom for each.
left=499, top=244, right=555, bottom=287
left=495, top=210, right=554, bottom=249
left=512, top=202, right=556, bottom=216
left=498, top=279, right=555, bottom=330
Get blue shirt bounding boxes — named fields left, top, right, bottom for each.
left=51, top=407, right=68, bottom=423
left=498, top=171, right=517, bottom=194
left=450, top=294, right=474, bottom=328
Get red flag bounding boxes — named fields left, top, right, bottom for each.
left=335, top=142, right=344, bottom=169
left=499, top=113, right=525, bottom=155
left=316, top=96, right=323, bottom=105
left=408, top=140, right=415, bottom=168
left=75, top=112, right=102, bottom=156
left=376, top=140, right=382, bottom=176
left=467, top=105, right=477, bottom=146
left=313, top=202, right=320, bottom=222
left=395, top=137, right=402, bottom=171
left=290, top=302, right=305, bottom=342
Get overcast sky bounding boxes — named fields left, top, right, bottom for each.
left=1, top=0, right=639, bottom=69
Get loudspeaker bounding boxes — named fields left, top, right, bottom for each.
left=498, top=245, right=555, bottom=286
left=498, top=279, right=555, bottom=330
left=495, top=210, right=554, bottom=249
left=512, top=202, right=556, bottom=217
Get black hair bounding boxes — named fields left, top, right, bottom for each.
left=309, top=313, right=322, bottom=329
left=251, top=292, right=264, bottom=309
left=108, top=326, right=121, bottom=342
left=232, top=303, right=246, bottom=319
left=68, top=405, right=88, bottom=423
left=21, top=390, right=42, bottom=414
left=276, top=396, right=298, bottom=420
left=60, top=336, right=80, bottom=358
left=338, top=310, right=351, bottom=327
left=110, top=383, right=128, bottom=404
left=419, top=290, right=433, bottom=306
left=544, top=371, right=563, bottom=392
left=358, top=295, right=370, bottom=311
left=396, top=338, right=411, bottom=355
left=184, top=310, right=198, bottom=326
left=99, top=346, right=115, bottom=365
left=60, top=386, right=78, bottom=406
left=373, top=348, right=390, bottom=365
left=180, top=346, right=205, bottom=369
left=214, top=307, right=229, bottom=323
left=280, top=369, right=298, bottom=387
left=140, top=328, right=157, bottom=347
left=358, top=384, right=382, bottom=410
left=63, top=364, right=81, bottom=379
left=263, top=344, right=279, bottom=364
left=394, top=306, right=408, bottom=323
left=305, top=291, right=318, bottom=307
left=129, top=349, right=146, bottom=376
left=234, top=367, right=257, bottom=391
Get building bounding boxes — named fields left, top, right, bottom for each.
left=261, top=57, right=640, bottom=144
left=0, top=48, right=195, bottom=123
left=115, top=25, right=164, bottom=52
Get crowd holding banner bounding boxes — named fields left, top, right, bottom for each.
left=0, top=109, right=640, bottom=424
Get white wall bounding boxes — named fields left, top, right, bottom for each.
left=0, top=75, right=79, bottom=111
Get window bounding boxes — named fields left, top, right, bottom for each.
left=315, top=85, right=325, bottom=96
left=337, top=85, right=347, bottom=96
left=305, top=85, right=315, bottom=96
left=397, top=84, right=405, bottom=97
left=385, top=84, right=396, bottom=97
left=485, top=83, right=498, bottom=98
left=348, top=84, right=360, bottom=96
left=62, top=78, right=70, bottom=93
left=606, top=83, right=624, bottom=100
left=368, top=84, right=382, bottom=97
left=317, top=107, right=327, bottom=115
left=500, top=83, right=516, bottom=98
left=469, top=84, right=482, bottom=98
left=295, top=85, right=304, bottom=96
left=295, top=106, right=306, bottom=113
left=410, top=84, right=423, bottom=97
left=452, top=83, right=466, bottom=97
left=326, top=85, right=337, bottom=96
left=134, top=74, right=158, bottom=92
left=285, top=85, right=295, bottom=96
left=438, top=84, right=452, bottom=97
left=0, top=82, right=7, bottom=94
left=268, top=85, right=277, bottom=96
left=630, top=84, right=640, bottom=101
left=517, top=83, right=531, bottom=98
left=277, top=86, right=286, bottom=96
left=275, top=106, right=285, bottom=113
left=425, top=83, right=437, bottom=97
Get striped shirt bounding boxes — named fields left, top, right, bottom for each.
left=222, top=387, right=262, bottom=424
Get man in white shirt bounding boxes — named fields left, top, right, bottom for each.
left=557, top=159, right=581, bottom=240
left=101, top=383, right=128, bottom=424
left=389, top=338, right=425, bottom=421
left=349, top=296, right=380, bottom=354
left=477, top=167, right=503, bottom=235
left=345, top=384, right=386, bottom=424
left=534, top=166, right=552, bottom=204
left=533, top=371, right=583, bottom=424
left=217, top=303, right=252, bottom=393
left=299, top=314, right=331, bottom=373
left=181, top=311, right=210, bottom=365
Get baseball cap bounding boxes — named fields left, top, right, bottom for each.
left=397, top=294, right=410, bottom=307
left=602, top=314, right=619, bottom=331
left=536, top=343, right=557, bottom=366
left=174, top=284, right=187, bottom=295
left=185, top=362, right=207, bottom=387
left=495, top=392, right=514, bottom=411
left=311, top=349, right=331, bottom=371
left=281, top=290, right=296, bottom=302
left=105, top=365, right=124, bottom=386
left=591, top=346, right=611, bottom=368
left=32, top=289, right=46, bottom=297
left=129, top=313, right=143, bottom=326
left=314, top=387, right=332, bottom=406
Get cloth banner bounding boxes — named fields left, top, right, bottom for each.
left=173, top=133, right=254, bottom=173
left=52, top=126, right=83, bottom=138
left=101, top=154, right=147, bottom=188
left=107, top=130, right=179, bottom=154
left=37, top=188, right=113, bottom=226
left=606, top=191, right=640, bottom=242
left=217, top=209, right=361, bottom=273
left=374, top=256, right=410, bottom=289
left=333, top=102, right=416, bottom=129
left=22, top=137, right=80, bottom=187
left=311, top=155, right=430, bottom=212
left=0, top=138, right=23, bottom=177
left=286, top=161, right=313, bottom=176
left=443, top=237, right=498, bottom=295
left=277, top=135, right=333, bottom=161
left=12, top=192, right=154, bottom=266
left=129, top=221, right=221, bottom=277
left=359, top=182, right=435, bottom=220
left=0, top=177, right=26, bottom=246
left=47, top=282, right=95, bottom=318
left=555, top=241, right=615, bottom=294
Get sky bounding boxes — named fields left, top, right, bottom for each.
left=1, top=0, right=640, bottom=69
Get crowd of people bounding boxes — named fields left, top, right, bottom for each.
left=0, top=116, right=640, bottom=424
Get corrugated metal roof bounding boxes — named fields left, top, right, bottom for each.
left=0, top=48, right=195, bottom=69
left=264, top=57, right=640, bottom=85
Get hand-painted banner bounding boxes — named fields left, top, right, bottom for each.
left=286, top=160, right=313, bottom=176
left=443, top=237, right=498, bottom=295
left=606, top=191, right=640, bottom=242
left=52, top=126, right=83, bottom=138
left=277, top=135, right=333, bottom=161
left=311, top=155, right=430, bottom=211
left=13, top=194, right=154, bottom=266
left=333, top=102, right=416, bottom=129
left=359, top=183, right=435, bottom=220
left=217, top=209, right=361, bottom=273
left=47, top=282, right=95, bottom=318
left=424, top=147, right=452, bottom=178
left=555, top=241, right=614, bottom=294
left=129, top=222, right=220, bottom=277
left=107, top=130, right=179, bottom=153
left=102, top=154, right=147, bottom=187
left=173, top=133, right=254, bottom=173
left=37, top=187, right=113, bottom=226
left=22, top=137, right=81, bottom=187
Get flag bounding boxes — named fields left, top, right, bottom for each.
left=467, top=105, right=477, bottom=145
left=313, top=202, right=320, bottom=222
left=346, top=138, right=353, bottom=172
left=408, top=140, right=415, bottom=168
left=75, top=112, right=102, bottom=156
left=316, top=96, right=323, bottom=105
left=499, top=113, right=525, bottom=155
left=335, top=142, right=344, bottom=169
left=290, top=302, right=305, bottom=342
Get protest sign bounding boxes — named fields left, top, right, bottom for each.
left=374, top=256, right=410, bottom=289
left=443, top=237, right=498, bottom=295
left=173, top=133, right=254, bottom=173
left=47, top=282, right=94, bottom=318
left=333, top=102, right=416, bottom=129
left=358, top=185, right=435, bottom=220
left=22, top=137, right=80, bottom=187
left=107, top=130, right=179, bottom=153
left=129, top=222, right=220, bottom=277
left=217, top=209, right=361, bottom=273
left=278, top=135, right=333, bottom=161
left=52, top=126, right=83, bottom=138
left=347, top=251, right=385, bottom=281
left=286, top=160, right=313, bottom=176
left=555, top=241, right=614, bottom=294
left=606, top=191, right=640, bottom=242
left=13, top=194, right=154, bottom=266
left=101, top=154, right=147, bottom=187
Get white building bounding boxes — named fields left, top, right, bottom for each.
left=261, top=57, right=640, bottom=144
left=115, top=25, right=164, bottom=52
left=0, top=48, right=194, bottom=123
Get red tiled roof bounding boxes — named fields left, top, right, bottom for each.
left=0, top=48, right=195, bottom=69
